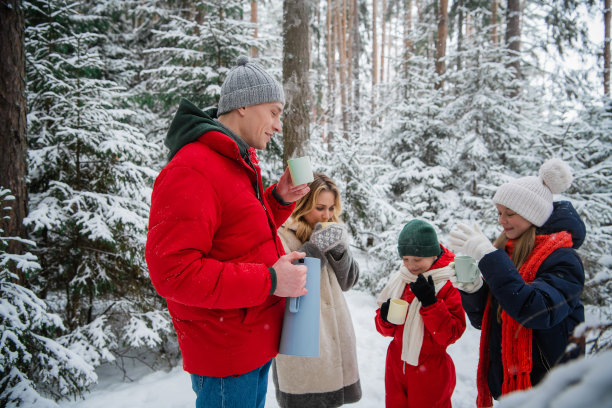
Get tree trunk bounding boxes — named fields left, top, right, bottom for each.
left=505, top=0, right=521, bottom=80
left=491, top=0, right=498, bottom=45
left=372, top=0, right=378, bottom=112
left=350, top=0, right=360, bottom=131
left=251, top=1, right=258, bottom=58
left=283, top=0, right=311, bottom=164
left=380, top=0, right=386, bottom=83
left=335, top=0, right=348, bottom=133
left=604, top=0, right=610, bottom=96
left=0, top=0, right=28, bottom=275
left=327, top=0, right=336, bottom=145
left=435, top=0, right=448, bottom=89
left=457, top=0, right=463, bottom=71
left=403, top=0, right=413, bottom=74
left=372, top=0, right=378, bottom=87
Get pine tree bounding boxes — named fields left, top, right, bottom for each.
left=0, top=187, right=97, bottom=406
left=23, top=0, right=173, bottom=376
left=135, top=0, right=263, bottom=118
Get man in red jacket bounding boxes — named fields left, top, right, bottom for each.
left=145, top=56, right=310, bottom=408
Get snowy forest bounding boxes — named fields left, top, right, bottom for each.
left=1, top=0, right=611, bottom=406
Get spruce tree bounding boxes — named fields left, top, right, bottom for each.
left=0, top=187, right=96, bottom=406
left=24, top=0, right=172, bottom=375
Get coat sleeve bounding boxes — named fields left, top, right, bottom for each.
left=264, top=184, right=295, bottom=229
left=459, top=284, right=490, bottom=330
left=478, top=248, right=585, bottom=330
left=325, top=247, right=360, bottom=291
left=145, top=165, right=272, bottom=310
left=420, top=282, right=467, bottom=347
left=375, top=307, right=397, bottom=337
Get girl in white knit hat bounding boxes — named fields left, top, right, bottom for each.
left=448, top=158, right=586, bottom=408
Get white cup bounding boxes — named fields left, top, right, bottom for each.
left=387, top=298, right=409, bottom=325
left=454, top=255, right=479, bottom=283
left=288, top=156, right=314, bottom=185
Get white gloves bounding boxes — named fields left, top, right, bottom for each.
left=448, top=223, right=496, bottom=262
left=310, top=222, right=349, bottom=254
left=452, top=274, right=484, bottom=294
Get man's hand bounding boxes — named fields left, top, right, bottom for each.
left=275, top=167, right=310, bottom=203
left=273, top=251, right=308, bottom=297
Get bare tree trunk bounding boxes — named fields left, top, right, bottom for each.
left=336, top=0, right=348, bottom=133
left=380, top=0, right=386, bottom=83
left=505, top=0, right=521, bottom=80
left=372, top=0, right=378, bottom=87
left=350, top=0, right=360, bottom=130
left=403, top=0, right=413, bottom=78
left=0, top=0, right=28, bottom=278
left=346, top=0, right=353, bottom=121
left=435, top=0, right=448, bottom=89
left=251, top=1, right=258, bottom=58
left=605, top=0, right=611, bottom=96
left=491, top=0, right=498, bottom=45
left=327, top=0, right=336, bottom=144
left=457, top=0, right=463, bottom=71
left=283, top=0, right=311, bottom=164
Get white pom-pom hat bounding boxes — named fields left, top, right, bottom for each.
left=493, top=158, right=573, bottom=226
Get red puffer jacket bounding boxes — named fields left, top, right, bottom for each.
left=146, top=129, right=294, bottom=377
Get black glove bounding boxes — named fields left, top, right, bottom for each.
left=409, top=274, right=437, bottom=307
left=380, top=298, right=392, bottom=324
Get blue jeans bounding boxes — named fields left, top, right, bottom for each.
left=191, top=360, right=272, bottom=408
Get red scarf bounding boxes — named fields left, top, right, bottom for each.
left=476, top=231, right=573, bottom=407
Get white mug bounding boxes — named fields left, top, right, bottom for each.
left=387, top=298, right=409, bottom=325
left=288, top=156, right=314, bottom=185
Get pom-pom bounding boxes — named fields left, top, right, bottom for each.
left=236, top=55, right=249, bottom=66
left=539, top=158, right=573, bottom=194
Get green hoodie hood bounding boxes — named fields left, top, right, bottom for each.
left=165, top=98, right=249, bottom=160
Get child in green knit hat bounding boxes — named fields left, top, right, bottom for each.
left=374, top=219, right=466, bottom=408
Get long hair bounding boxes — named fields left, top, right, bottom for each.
left=288, top=173, right=342, bottom=242
left=493, top=225, right=537, bottom=270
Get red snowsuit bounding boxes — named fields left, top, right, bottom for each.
left=375, top=249, right=466, bottom=408
left=146, top=101, right=294, bottom=377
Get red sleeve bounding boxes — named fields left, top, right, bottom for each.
left=264, top=183, right=295, bottom=229
left=375, top=307, right=397, bottom=337
left=145, top=166, right=271, bottom=310
left=420, top=281, right=467, bottom=347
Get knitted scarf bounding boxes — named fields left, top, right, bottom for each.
left=376, top=264, right=455, bottom=365
left=476, top=231, right=573, bottom=407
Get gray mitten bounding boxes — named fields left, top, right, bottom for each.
left=298, top=241, right=327, bottom=268
left=309, top=223, right=348, bottom=254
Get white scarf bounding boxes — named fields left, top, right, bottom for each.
left=376, top=264, right=456, bottom=366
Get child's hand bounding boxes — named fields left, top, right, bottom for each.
left=452, top=275, right=484, bottom=294
left=448, top=223, right=496, bottom=261
left=380, top=298, right=392, bottom=324
left=409, top=274, right=437, bottom=307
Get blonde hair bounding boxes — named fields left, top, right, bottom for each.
left=288, top=173, right=342, bottom=242
left=493, top=225, right=537, bottom=270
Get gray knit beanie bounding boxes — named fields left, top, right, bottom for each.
left=217, top=56, right=285, bottom=115
left=493, top=158, right=573, bottom=226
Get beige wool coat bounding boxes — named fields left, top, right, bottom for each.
left=272, top=224, right=362, bottom=408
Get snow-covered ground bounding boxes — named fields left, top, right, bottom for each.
left=59, top=288, right=484, bottom=408
left=57, top=245, right=612, bottom=408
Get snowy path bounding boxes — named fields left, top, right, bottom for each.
left=60, top=289, right=484, bottom=408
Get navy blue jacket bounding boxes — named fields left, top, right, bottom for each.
left=460, top=201, right=586, bottom=399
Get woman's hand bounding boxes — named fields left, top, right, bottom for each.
left=310, top=222, right=348, bottom=254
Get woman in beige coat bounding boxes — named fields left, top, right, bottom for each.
left=272, top=173, right=362, bottom=408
